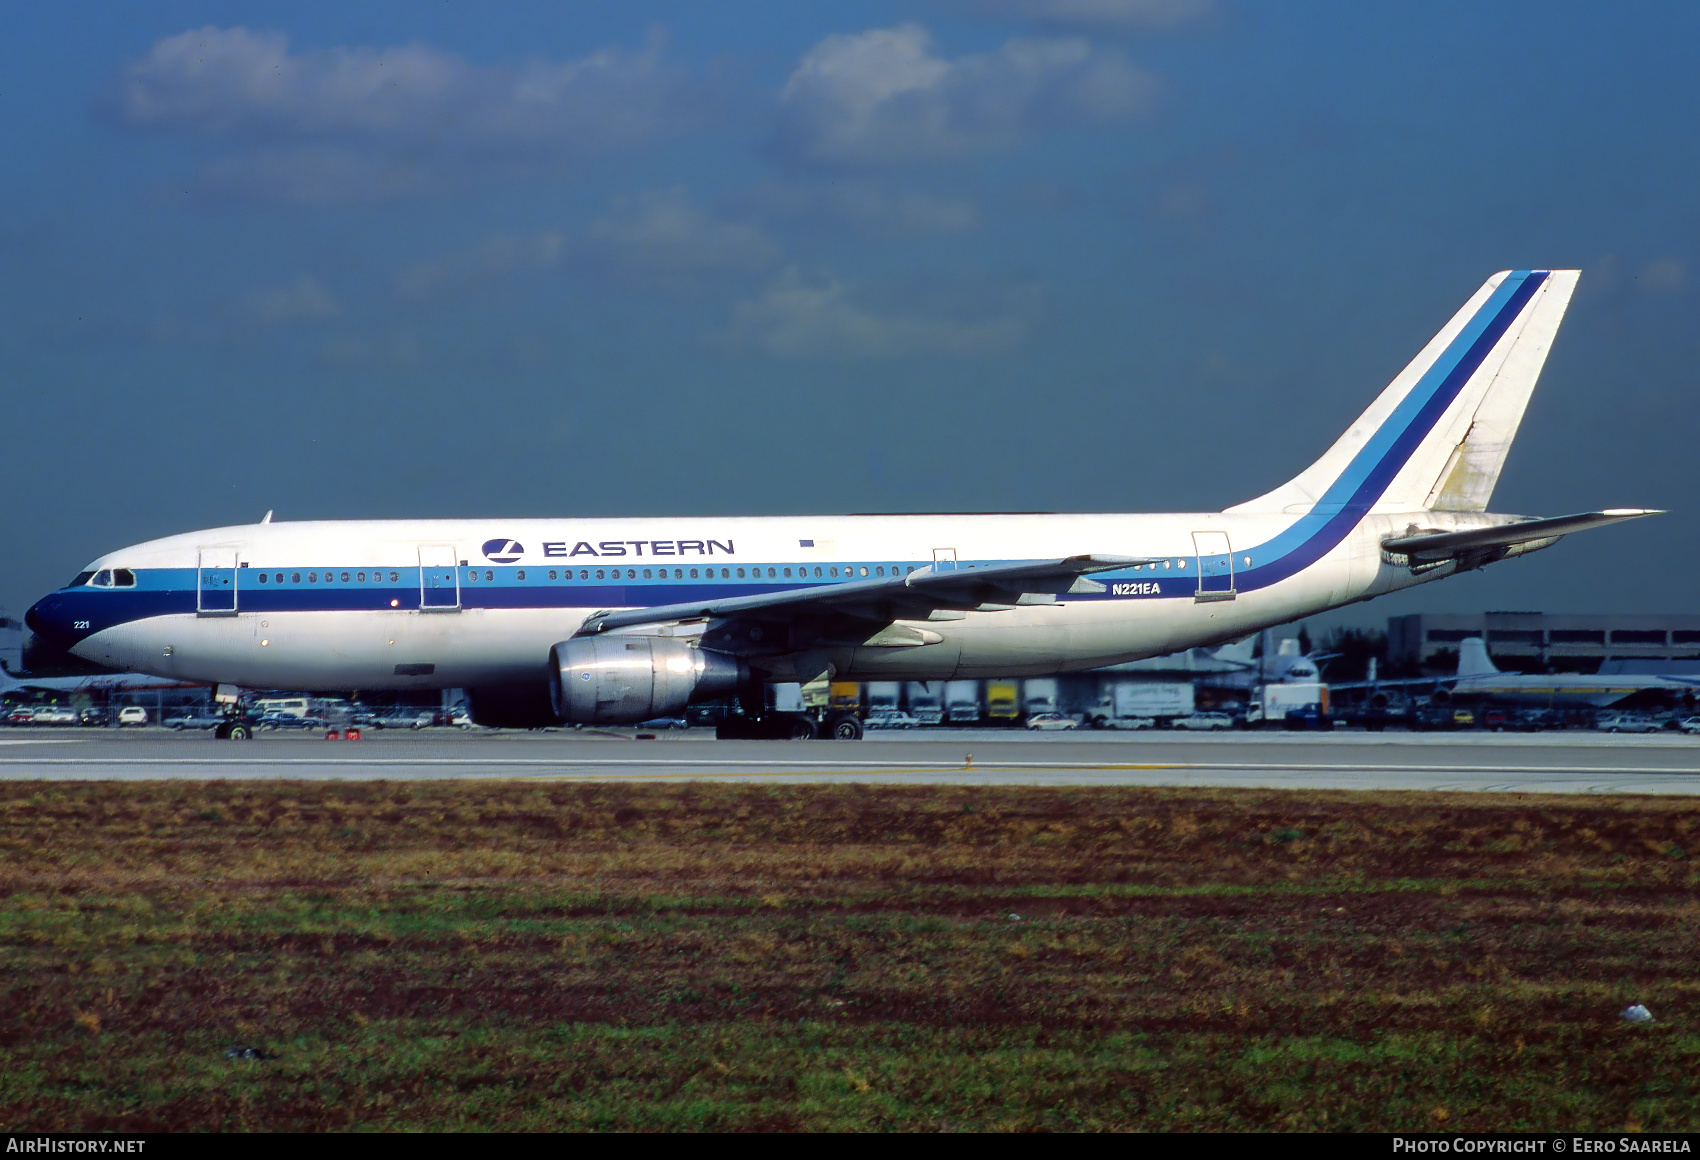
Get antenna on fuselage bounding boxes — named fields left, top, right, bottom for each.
left=260, top=510, right=273, bottom=524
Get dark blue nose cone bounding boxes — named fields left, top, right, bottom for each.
left=25, top=594, right=70, bottom=648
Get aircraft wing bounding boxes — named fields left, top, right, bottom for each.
left=1382, top=509, right=1662, bottom=559
left=577, top=554, right=1159, bottom=636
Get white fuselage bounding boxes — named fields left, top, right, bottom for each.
left=41, top=509, right=1471, bottom=692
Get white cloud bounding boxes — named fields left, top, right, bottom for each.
left=777, top=24, right=1158, bottom=168
left=729, top=270, right=1026, bottom=359
left=113, top=26, right=693, bottom=201
left=741, top=180, right=980, bottom=237
left=243, top=274, right=341, bottom=323
left=962, top=0, right=1214, bottom=31
left=1636, top=257, right=1687, bottom=295
left=393, top=191, right=776, bottom=300
left=582, top=189, right=780, bottom=286
left=393, top=232, right=567, bottom=301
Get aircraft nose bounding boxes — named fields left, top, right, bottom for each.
left=25, top=594, right=71, bottom=648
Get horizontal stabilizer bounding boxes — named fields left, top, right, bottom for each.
left=1382, top=509, right=1662, bottom=558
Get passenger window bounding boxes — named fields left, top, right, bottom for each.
left=721, top=568, right=730, bottom=579
left=642, top=568, right=652, bottom=580
left=259, top=573, right=268, bottom=584
left=389, top=571, right=399, bottom=583
left=736, top=567, right=745, bottom=579
left=579, top=570, right=589, bottom=580
left=781, top=568, right=789, bottom=578
left=829, top=567, right=838, bottom=578
left=340, top=572, right=350, bottom=583
left=860, top=566, right=869, bottom=577
left=549, top=570, right=558, bottom=581
left=113, top=569, right=136, bottom=587
left=308, top=573, right=317, bottom=583
left=674, top=568, right=683, bottom=579
left=517, top=570, right=526, bottom=581
left=357, top=572, right=365, bottom=582
left=467, top=571, right=476, bottom=582
left=690, top=568, right=699, bottom=579
left=906, top=566, right=915, bottom=574
left=596, top=569, right=605, bottom=580
left=485, top=571, right=493, bottom=582
left=875, top=566, right=884, bottom=577
left=814, top=567, right=822, bottom=578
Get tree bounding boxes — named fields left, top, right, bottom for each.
left=1317, top=627, right=1388, bottom=682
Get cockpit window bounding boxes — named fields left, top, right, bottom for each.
left=112, top=569, right=136, bottom=587
left=70, top=571, right=95, bottom=588
left=91, top=570, right=113, bottom=588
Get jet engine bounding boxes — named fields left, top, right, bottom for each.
left=549, top=636, right=745, bottom=726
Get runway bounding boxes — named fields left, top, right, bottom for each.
left=3, top=729, right=1700, bottom=793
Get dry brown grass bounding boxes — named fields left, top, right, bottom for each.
left=2, top=781, right=1698, bottom=1130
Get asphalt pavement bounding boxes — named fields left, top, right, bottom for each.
left=2, top=727, right=1698, bottom=793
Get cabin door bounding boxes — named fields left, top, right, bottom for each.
left=418, top=545, right=461, bottom=611
left=1191, top=531, right=1236, bottom=602
left=196, top=549, right=238, bottom=616
left=932, top=547, right=958, bottom=572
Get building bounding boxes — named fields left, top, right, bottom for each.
left=1388, top=612, right=1700, bottom=672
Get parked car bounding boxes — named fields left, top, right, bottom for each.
left=259, top=713, right=331, bottom=731
left=28, top=706, right=80, bottom=726
left=163, top=710, right=229, bottom=731
left=117, top=706, right=149, bottom=727
left=79, top=707, right=110, bottom=727
left=865, top=711, right=921, bottom=730
left=5, top=707, right=39, bottom=726
left=1171, top=712, right=1235, bottom=731
left=1024, top=712, right=1079, bottom=731
left=374, top=709, right=435, bottom=730
left=1595, top=712, right=1661, bottom=734
left=1680, top=717, right=1700, bottom=735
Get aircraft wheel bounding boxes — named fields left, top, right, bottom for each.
left=827, top=713, right=864, bottom=741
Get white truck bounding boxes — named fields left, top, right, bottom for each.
left=946, top=680, right=982, bottom=724
left=1023, top=678, right=1059, bottom=717
left=1089, top=681, right=1193, bottom=729
left=1245, top=682, right=1330, bottom=728
left=865, top=682, right=902, bottom=717
left=905, top=682, right=945, bottom=725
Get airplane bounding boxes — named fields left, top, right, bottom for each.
left=1342, top=637, right=1700, bottom=710
left=23, top=269, right=1663, bottom=739
left=0, top=663, right=201, bottom=699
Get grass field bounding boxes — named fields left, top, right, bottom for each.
left=3, top=779, right=1699, bottom=1131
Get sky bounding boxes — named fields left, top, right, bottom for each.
left=2, top=0, right=1696, bottom=631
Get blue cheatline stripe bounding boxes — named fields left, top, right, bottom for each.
left=1232, top=269, right=1548, bottom=591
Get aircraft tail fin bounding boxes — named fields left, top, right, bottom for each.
left=1457, top=636, right=1500, bottom=678
left=1229, top=270, right=1580, bottom=516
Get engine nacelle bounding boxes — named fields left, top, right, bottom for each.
left=550, top=636, right=745, bottom=725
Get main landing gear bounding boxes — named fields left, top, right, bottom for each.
left=715, top=712, right=863, bottom=740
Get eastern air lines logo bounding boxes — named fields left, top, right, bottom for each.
left=481, top=538, right=525, bottom=564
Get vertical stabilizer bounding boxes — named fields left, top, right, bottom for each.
left=1230, top=271, right=1579, bottom=516
left=1456, top=637, right=1500, bottom=678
